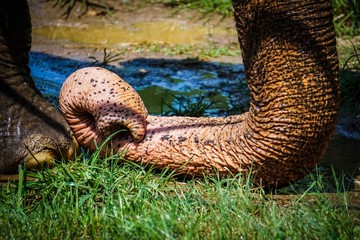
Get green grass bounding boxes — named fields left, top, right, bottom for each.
left=150, top=0, right=360, bottom=37
left=131, top=42, right=240, bottom=60
left=161, top=93, right=216, bottom=117
left=332, top=0, right=360, bottom=36
left=338, top=41, right=360, bottom=113
left=85, top=44, right=240, bottom=66
left=88, top=48, right=124, bottom=66
left=1, top=147, right=359, bottom=239
left=148, top=0, right=234, bottom=16
left=51, top=0, right=360, bottom=37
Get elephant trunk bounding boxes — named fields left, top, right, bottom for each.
left=60, top=67, right=149, bottom=151
left=60, top=0, right=339, bottom=186
left=229, top=0, right=340, bottom=184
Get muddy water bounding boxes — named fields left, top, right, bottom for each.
left=33, top=22, right=231, bottom=45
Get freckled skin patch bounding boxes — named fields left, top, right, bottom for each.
left=59, top=67, right=148, bottom=151
left=59, top=0, right=340, bottom=187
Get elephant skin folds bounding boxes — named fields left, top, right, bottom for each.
left=60, top=0, right=340, bottom=187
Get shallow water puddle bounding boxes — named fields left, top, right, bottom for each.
left=30, top=52, right=246, bottom=116
left=33, top=22, right=230, bottom=45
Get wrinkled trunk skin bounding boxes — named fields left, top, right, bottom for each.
left=61, top=0, right=340, bottom=187
left=128, top=0, right=340, bottom=186
left=0, top=0, right=78, bottom=173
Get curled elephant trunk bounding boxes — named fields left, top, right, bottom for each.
left=59, top=67, right=148, bottom=151
left=59, top=0, right=340, bottom=187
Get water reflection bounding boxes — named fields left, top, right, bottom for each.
left=33, top=22, right=232, bottom=45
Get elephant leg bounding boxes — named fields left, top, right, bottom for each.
left=0, top=0, right=78, bottom=173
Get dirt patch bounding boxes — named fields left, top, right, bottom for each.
left=28, top=0, right=240, bottom=63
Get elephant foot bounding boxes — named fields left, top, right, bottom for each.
left=0, top=73, right=79, bottom=173
left=0, top=0, right=79, bottom=174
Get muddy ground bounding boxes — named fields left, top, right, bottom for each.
left=29, top=0, right=239, bottom=62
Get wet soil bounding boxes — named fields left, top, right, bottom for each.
left=29, top=0, right=239, bottom=62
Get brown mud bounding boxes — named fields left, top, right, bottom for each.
left=29, top=0, right=239, bottom=62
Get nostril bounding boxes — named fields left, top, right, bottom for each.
left=101, top=123, right=133, bottom=141
left=62, top=110, right=100, bottom=150
left=99, top=117, right=146, bottom=143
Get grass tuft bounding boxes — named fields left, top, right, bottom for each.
left=88, top=48, right=124, bottom=66
left=161, top=93, right=216, bottom=117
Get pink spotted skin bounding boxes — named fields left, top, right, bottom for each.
left=60, top=67, right=148, bottom=151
